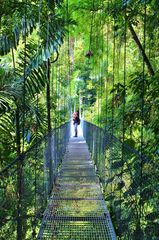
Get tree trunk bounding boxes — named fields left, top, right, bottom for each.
left=16, top=107, right=23, bottom=240
left=13, top=48, right=23, bottom=239
left=128, top=22, right=155, bottom=76
left=16, top=107, right=21, bottom=156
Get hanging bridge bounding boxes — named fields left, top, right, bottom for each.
left=1, top=0, right=158, bottom=238
left=37, top=134, right=115, bottom=239
left=1, top=120, right=157, bottom=239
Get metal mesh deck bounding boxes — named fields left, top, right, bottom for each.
left=38, top=137, right=116, bottom=239
left=39, top=220, right=113, bottom=240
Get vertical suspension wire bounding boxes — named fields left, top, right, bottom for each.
left=112, top=4, right=116, bottom=137
left=92, top=23, right=98, bottom=163
left=99, top=0, right=103, bottom=129
left=105, top=0, right=110, bottom=127
left=119, top=0, right=127, bottom=236
left=55, top=55, right=60, bottom=163
left=101, top=0, right=106, bottom=185
left=105, top=19, right=109, bottom=127
left=65, top=40, right=68, bottom=120
left=96, top=15, right=100, bottom=126
left=109, top=0, right=116, bottom=217
left=101, top=3, right=104, bottom=115
left=57, top=56, right=59, bottom=125
left=17, top=1, right=27, bottom=238
left=22, top=0, right=27, bottom=152
left=96, top=0, right=102, bottom=178
left=89, top=3, right=94, bottom=53
left=105, top=0, right=109, bottom=127
left=105, top=0, right=112, bottom=208
left=54, top=54, right=57, bottom=129
left=32, top=2, right=42, bottom=237
left=46, top=6, right=51, bottom=132
left=52, top=59, right=57, bottom=174
left=51, top=52, right=55, bottom=129
left=96, top=1, right=100, bottom=168
left=98, top=0, right=104, bottom=183
left=87, top=0, right=94, bottom=65
left=97, top=0, right=103, bottom=173
left=63, top=78, right=66, bottom=122
left=123, top=1, right=127, bottom=149
left=57, top=55, right=61, bottom=158
left=63, top=42, right=66, bottom=120
left=95, top=13, right=100, bottom=168
left=51, top=52, right=54, bottom=97
left=90, top=0, right=95, bottom=122
left=92, top=55, right=95, bottom=123
left=56, top=57, right=58, bottom=127
left=58, top=55, right=61, bottom=124
left=66, top=0, right=71, bottom=116
left=140, top=0, right=146, bottom=232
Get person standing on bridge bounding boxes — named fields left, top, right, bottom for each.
left=73, top=111, right=80, bottom=137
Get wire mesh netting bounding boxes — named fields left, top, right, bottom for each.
left=38, top=136, right=116, bottom=240
left=39, top=220, right=114, bottom=240
left=82, top=120, right=159, bottom=240
left=0, top=122, right=70, bottom=239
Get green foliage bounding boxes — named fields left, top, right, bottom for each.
left=68, top=1, right=159, bottom=239
left=0, top=0, right=159, bottom=239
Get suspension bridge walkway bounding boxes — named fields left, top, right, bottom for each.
left=1, top=121, right=157, bottom=239
left=38, top=135, right=116, bottom=239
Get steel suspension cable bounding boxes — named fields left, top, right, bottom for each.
left=105, top=0, right=113, bottom=210
left=58, top=55, right=61, bottom=123
left=101, top=0, right=106, bottom=186
left=32, top=1, right=42, bottom=236
left=22, top=0, right=27, bottom=152
left=55, top=56, right=58, bottom=127
left=111, top=5, right=116, bottom=137
left=119, top=0, right=127, bottom=237
left=105, top=19, right=109, bottom=127
left=95, top=13, right=100, bottom=126
left=139, top=0, right=147, bottom=232
left=66, top=0, right=71, bottom=116
left=64, top=41, right=70, bottom=119
left=87, top=0, right=95, bottom=64
left=109, top=0, right=116, bottom=218
left=91, top=0, right=95, bottom=122
left=46, top=7, right=51, bottom=132
left=17, top=1, right=28, bottom=239
left=63, top=43, right=66, bottom=119
left=89, top=2, right=94, bottom=53
left=99, top=0, right=103, bottom=129
left=51, top=52, right=54, bottom=97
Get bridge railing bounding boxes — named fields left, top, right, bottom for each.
left=0, top=122, right=70, bottom=239
left=82, top=120, right=158, bottom=240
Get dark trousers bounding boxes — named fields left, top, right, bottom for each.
left=74, top=123, right=78, bottom=136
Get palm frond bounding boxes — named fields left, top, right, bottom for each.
left=0, top=112, right=14, bottom=134
left=0, top=17, right=36, bottom=56
left=0, top=72, right=22, bottom=115
left=15, top=21, right=66, bottom=98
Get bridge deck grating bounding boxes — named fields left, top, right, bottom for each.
left=39, top=220, right=113, bottom=240
left=38, top=136, right=116, bottom=240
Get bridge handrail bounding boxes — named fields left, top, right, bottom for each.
left=82, top=120, right=158, bottom=240
left=0, top=121, right=71, bottom=239
left=0, top=121, right=70, bottom=175
left=82, top=119, right=150, bottom=161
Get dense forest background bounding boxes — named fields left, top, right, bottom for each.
left=0, top=0, right=159, bottom=239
